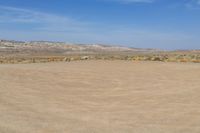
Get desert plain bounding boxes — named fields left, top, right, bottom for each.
left=0, top=60, right=200, bottom=133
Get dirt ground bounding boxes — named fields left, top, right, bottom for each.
left=0, top=61, right=200, bottom=133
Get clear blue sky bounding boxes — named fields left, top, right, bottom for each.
left=0, top=0, right=200, bottom=50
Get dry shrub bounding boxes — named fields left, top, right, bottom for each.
left=192, top=60, right=200, bottom=63
left=179, top=59, right=188, bottom=62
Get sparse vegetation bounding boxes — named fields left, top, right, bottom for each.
left=0, top=40, right=199, bottom=64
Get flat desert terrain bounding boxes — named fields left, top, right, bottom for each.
left=0, top=61, right=200, bottom=133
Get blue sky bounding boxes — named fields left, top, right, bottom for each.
left=0, top=0, right=200, bottom=49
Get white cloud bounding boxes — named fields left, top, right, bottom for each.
left=184, top=0, right=200, bottom=9
left=102, top=0, right=154, bottom=3
left=197, top=0, right=200, bottom=4
left=0, top=6, right=88, bottom=32
left=112, top=0, right=153, bottom=2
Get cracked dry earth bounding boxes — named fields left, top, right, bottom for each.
left=0, top=61, right=200, bottom=133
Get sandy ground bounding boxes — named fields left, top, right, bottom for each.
left=0, top=61, right=200, bottom=133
